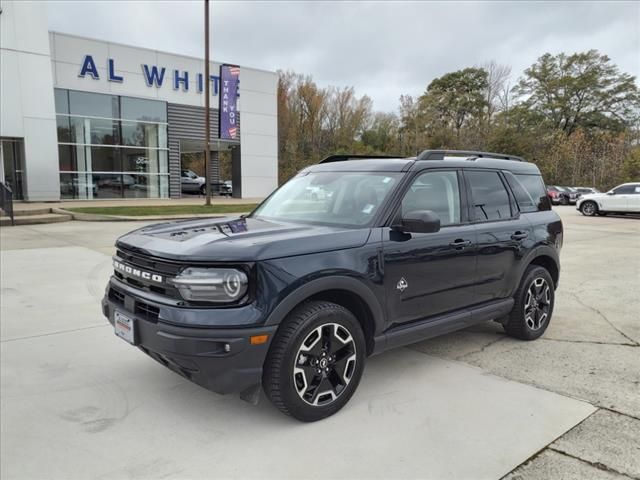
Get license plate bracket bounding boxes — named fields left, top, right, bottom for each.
left=114, top=310, right=137, bottom=345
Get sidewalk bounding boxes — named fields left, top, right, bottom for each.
left=12, top=196, right=265, bottom=213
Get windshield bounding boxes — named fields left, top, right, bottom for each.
left=252, top=171, right=401, bottom=227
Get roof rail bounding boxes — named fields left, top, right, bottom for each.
left=319, top=154, right=402, bottom=164
left=417, top=149, right=525, bottom=162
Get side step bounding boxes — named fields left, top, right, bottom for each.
left=376, top=298, right=514, bottom=353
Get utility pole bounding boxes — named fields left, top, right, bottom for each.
left=204, top=0, right=211, bottom=206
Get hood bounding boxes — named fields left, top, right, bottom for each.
left=116, top=216, right=371, bottom=262
left=579, top=192, right=606, bottom=201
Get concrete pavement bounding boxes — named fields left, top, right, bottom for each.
left=1, top=206, right=638, bottom=479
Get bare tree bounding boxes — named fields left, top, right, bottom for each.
left=482, top=61, right=512, bottom=120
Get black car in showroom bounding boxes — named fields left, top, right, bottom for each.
left=103, top=150, right=562, bottom=421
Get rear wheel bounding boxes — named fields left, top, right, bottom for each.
left=580, top=201, right=598, bottom=216
left=263, top=301, right=366, bottom=422
left=503, top=265, right=554, bottom=340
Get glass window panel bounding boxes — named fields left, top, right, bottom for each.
left=69, top=91, right=119, bottom=118
left=120, top=174, right=169, bottom=199
left=159, top=150, right=168, bottom=174
left=90, top=146, right=121, bottom=172
left=120, top=96, right=167, bottom=122
left=401, top=170, right=461, bottom=226
left=89, top=118, right=120, bottom=145
left=515, top=174, right=551, bottom=211
left=59, top=173, right=98, bottom=199
left=121, top=121, right=158, bottom=147
left=158, top=124, right=167, bottom=149
left=54, top=89, right=69, bottom=114
left=466, top=170, right=513, bottom=221
left=57, top=115, right=72, bottom=143
left=504, top=172, right=537, bottom=213
left=58, top=145, right=77, bottom=171
left=122, top=148, right=158, bottom=173
left=59, top=173, right=75, bottom=199
left=93, top=173, right=124, bottom=198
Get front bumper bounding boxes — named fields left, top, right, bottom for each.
left=102, top=279, right=277, bottom=395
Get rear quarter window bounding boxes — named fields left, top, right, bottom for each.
left=508, top=173, right=551, bottom=212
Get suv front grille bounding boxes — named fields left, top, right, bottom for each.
left=113, top=247, right=182, bottom=298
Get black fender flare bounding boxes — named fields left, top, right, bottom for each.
left=518, top=245, right=560, bottom=288
left=263, top=275, right=386, bottom=334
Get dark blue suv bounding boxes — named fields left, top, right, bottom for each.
left=102, top=150, right=562, bottom=421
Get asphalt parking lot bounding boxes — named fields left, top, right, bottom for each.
left=1, top=207, right=638, bottom=479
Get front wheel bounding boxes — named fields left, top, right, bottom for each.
left=503, top=265, right=555, bottom=340
left=580, top=201, right=598, bottom=216
left=263, top=301, right=366, bottom=422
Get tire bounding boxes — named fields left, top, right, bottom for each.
left=503, top=265, right=555, bottom=340
left=580, top=201, right=598, bottom=216
left=263, top=301, right=366, bottom=422
left=200, top=185, right=206, bottom=195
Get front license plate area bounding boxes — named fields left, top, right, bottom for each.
left=114, top=310, right=136, bottom=345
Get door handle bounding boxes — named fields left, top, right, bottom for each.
left=449, top=239, right=472, bottom=249
left=511, top=231, right=529, bottom=241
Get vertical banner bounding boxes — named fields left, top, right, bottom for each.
left=219, top=64, right=240, bottom=140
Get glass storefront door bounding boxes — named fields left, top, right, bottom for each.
left=1, top=138, right=25, bottom=200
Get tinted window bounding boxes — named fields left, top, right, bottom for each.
left=91, top=147, right=121, bottom=172
left=467, top=170, right=512, bottom=221
left=120, top=96, right=167, bottom=122
left=613, top=185, right=636, bottom=194
left=401, top=171, right=460, bottom=226
left=69, top=91, right=119, bottom=118
left=515, top=174, right=551, bottom=211
left=504, top=172, right=537, bottom=213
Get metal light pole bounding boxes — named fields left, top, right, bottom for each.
left=204, top=0, right=212, bottom=206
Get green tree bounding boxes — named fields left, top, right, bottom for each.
left=419, top=67, right=490, bottom=140
left=514, top=50, right=640, bottom=135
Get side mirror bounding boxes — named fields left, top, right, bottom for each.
left=607, top=191, right=614, bottom=195
left=395, top=210, right=441, bottom=233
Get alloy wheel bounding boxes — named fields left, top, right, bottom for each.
left=293, top=323, right=357, bottom=406
left=582, top=202, right=596, bottom=216
left=523, top=278, right=551, bottom=331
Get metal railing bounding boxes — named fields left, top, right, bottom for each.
left=0, top=182, right=15, bottom=226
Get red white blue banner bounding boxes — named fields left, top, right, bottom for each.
left=219, top=65, right=240, bottom=140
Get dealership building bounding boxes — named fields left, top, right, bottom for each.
left=0, top=0, right=278, bottom=201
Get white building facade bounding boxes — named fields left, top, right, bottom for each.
left=0, top=0, right=278, bottom=201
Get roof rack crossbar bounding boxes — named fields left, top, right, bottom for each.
left=417, top=149, right=525, bottom=162
left=319, top=154, right=402, bottom=164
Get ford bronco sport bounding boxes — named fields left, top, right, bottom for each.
left=102, top=149, right=562, bottom=422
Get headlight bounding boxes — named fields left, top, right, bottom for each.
left=168, top=268, right=248, bottom=303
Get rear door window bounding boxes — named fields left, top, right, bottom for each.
left=466, top=170, right=513, bottom=221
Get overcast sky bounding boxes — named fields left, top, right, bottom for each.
left=47, top=0, right=640, bottom=112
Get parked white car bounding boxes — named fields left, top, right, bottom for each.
left=576, top=182, right=640, bottom=216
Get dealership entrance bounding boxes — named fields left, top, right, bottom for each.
left=0, top=138, right=25, bottom=200
left=177, top=139, right=241, bottom=198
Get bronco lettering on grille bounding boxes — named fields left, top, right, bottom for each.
left=113, top=259, right=163, bottom=283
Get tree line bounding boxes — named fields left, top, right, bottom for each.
left=277, top=50, right=640, bottom=190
